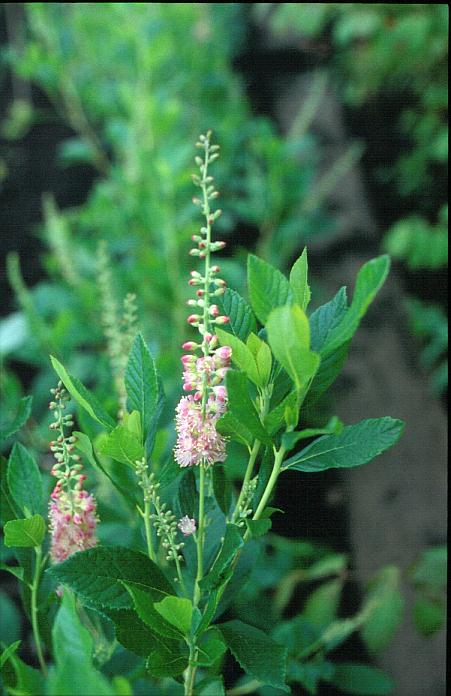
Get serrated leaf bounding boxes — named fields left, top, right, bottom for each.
left=247, top=255, right=293, bottom=324
left=0, top=396, right=33, bottom=444
left=324, top=256, right=390, bottom=354
left=283, top=418, right=404, bottom=472
left=4, top=515, right=46, bottom=548
left=123, top=583, right=181, bottom=640
left=331, top=663, right=395, bottom=695
left=216, top=328, right=260, bottom=386
left=96, top=425, right=144, bottom=468
left=361, top=566, right=405, bottom=654
left=266, top=304, right=320, bottom=393
left=219, top=619, right=289, bottom=691
left=154, top=596, right=193, bottom=636
left=50, top=356, right=115, bottom=430
left=7, top=443, right=43, bottom=517
left=47, top=546, right=174, bottom=609
left=124, top=333, right=163, bottom=451
left=146, top=642, right=188, bottom=678
left=216, top=287, right=257, bottom=341
left=104, top=608, right=159, bottom=657
left=290, top=247, right=311, bottom=311
left=225, top=371, right=270, bottom=444
left=199, top=524, right=244, bottom=592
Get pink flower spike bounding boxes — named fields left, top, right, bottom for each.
left=178, top=516, right=197, bottom=537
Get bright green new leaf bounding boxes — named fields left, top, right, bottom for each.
left=216, top=328, right=260, bottom=386
left=216, top=287, right=257, bottom=341
left=266, top=304, right=320, bottom=393
left=154, top=596, right=193, bottom=636
left=331, top=663, right=395, bottom=695
left=49, top=591, right=114, bottom=696
left=121, top=410, right=142, bottom=442
left=50, top=356, right=115, bottom=430
left=47, top=546, right=174, bottom=610
left=219, top=619, right=289, bottom=692
left=289, top=247, right=311, bottom=311
left=0, top=640, right=21, bottom=670
left=303, top=578, right=343, bottom=627
left=246, top=333, right=272, bottom=386
left=96, top=424, right=144, bottom=468
left=247, top=254, right=293, bottom=324
left=7, top=443, right=43, bottom=516
left=4, top=515, right=46, bottom=548
left=283, top=418, right=404, bottom=472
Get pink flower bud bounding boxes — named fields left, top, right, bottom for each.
left=210, top=265, right=220, bottom=273
left=215, top=316, right=230, bottom=325
left=216, top=346, right=232, bottom=361
left=181, top=354, right=196, bottom=365
left=187, top=314, right=200, bottom=324
left=209, top=304, right=219, bottom=317
left=182, top=341, right=198, bottom=351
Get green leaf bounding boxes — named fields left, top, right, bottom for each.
left=225, top=371, right=270, bottom=444
left=246, top=333, right=272, bottom=386
left=216, top=287, right=257, bottom=341
left=212, top=466, right=232, bottom=516
left=264, top=391, right=299, bottom=436
left=216, top=411, right=254, bottom=448
left=124, top=333, right=162, bottom=448
left=320, top=256, right=390, bottom=354
left=0, top=396, right=32, bottom=444
left=7, top=443, right=43, bottom=517
left=199, top=524, right=244, bottom=592
left=47, top=546, right=174, bottom=609
left=2, top=650, right=44, bottom=696
left=361, top=566, right=405, bottom=654
left=216, top=328, right=260, bottom=386
left=4, top=515, right=46, bottom=548
left=245, top=517, right=272, bottom=538
left=104, top=608, right=160, bottom=657
left=146, top=642, right=188, bottom=678
left=331, top=663, right=395, bottom=695
left=283, top=418, right=404, bottom=472
left=49, top=591, right=114, bottom=695
left=154, top=596, right=193, bottom=636
left=413, top=598, right=445, bottom=637
left=310, top=287, right=348, bottom=353
left=0, top=564, right=25, bottom=582
left=96, top=425, right=144, bottom=468
left=266, top=304, right=320, bottom=393
left=282, top=416, right=343, bottom=452
left=0, top=640, right=21, bottom=670
left=50, top=356, right=115, bottom=430
left=247, top=255, right=292, bottom=324
left=123, top=583, right=181, bottom=640
left=176, top=469, right=197, bottom=520
left=290, top=247, right=311, bottom=311
left=410, top=546, right=447, bottom=591
left=219, top=619, right=289, bottom=691
left=195, top=675, right=226, bottom=695
left=303, top=579, right=343, bottom=627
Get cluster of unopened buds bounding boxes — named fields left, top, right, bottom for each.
left=47, top=382, right=98, bottom=563
left=174, top=131, right=232, bottom=469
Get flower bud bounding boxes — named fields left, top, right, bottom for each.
left=214, top=316, right=230, bottom=325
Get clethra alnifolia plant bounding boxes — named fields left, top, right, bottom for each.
left=1, top=132, right=405, bottom=696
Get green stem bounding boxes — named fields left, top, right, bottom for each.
left=143, top=499, right=156, bottom=562
left=31, top=546, right=47, bottom=675
left=231, top=439, right=261, bottom=523
left=252, top=445, right=286, bottom=523
left=184, top=643, right=198, bottom=696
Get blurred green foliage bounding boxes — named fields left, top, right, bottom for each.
left=256, top=2, right=448, bottom=393
left=1, top=2, right=332, bottom=429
